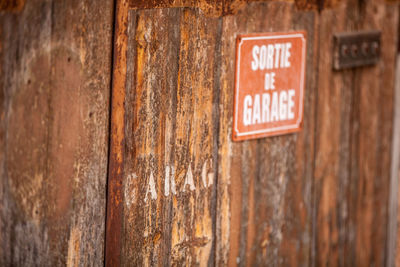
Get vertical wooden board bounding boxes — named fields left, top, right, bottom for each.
left=215, top=5, right=249, bottom=266
left=120, top=8, right=180, bottom=265
left=395, top=58, right=400, bottom=267
left=354, top=0, right=398, bottom=266
left=0, top=2, right=52, bottom=264
left=0, top=0, right=113, bottom=265
left=105, top=0, right=128, bottom=265
left=315, top=0, right=399, bottom=266
left=278, top=8, right=317, bottom=267
left=314, top=2, right=357, bottom=266
left=391, top=54, right=400, bottom=267
left=171, top=8, right=220, bottom=266
left=216, top=2, right=317, bottom=266
left=0, top=15, right=4, bottom=264
left=0, top=3, right=53, bottom=265
left=118, top=6, right=220, bottom=266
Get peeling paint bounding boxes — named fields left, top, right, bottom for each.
left=164, top=165, right=177, bottom=196
left=201, top=161, right=207, bottom=188
left=183, top=165, right=196, bottom=192
left=145, top=171, right=157, bottom=202
left=124, top=172, right=136, bottom=208
left=164, top=166, right=170, bottom=196
left=170, top=166, right=177, bottom=195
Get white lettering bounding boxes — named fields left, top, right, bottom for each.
left=280, top=43, right=286, bottom=68
left=251, top=45, right=259, bottom=71
left=145, top=171, right=157, bottom=202
left=183, top=165, right=196, bottom=192
left=270, top=92, right=279, bottom=122
left=201, top=161, right=207, bottom=187
left=243, top=95, right=252, bottom=126
left=259, top=45, right=267, bottom=70
left=252, top=94, right=261, bottom=124
left=242, top=90, right=295, bottom=125
left=285, top=42, right=291, bottom=68
left=262, top=93, right=270, bottom=123
left=288, top=89, right=295, bottom=119
left=279, top=91, right=287, bottom=120
left=250, top=42, right=292, bottom=70
left=164, top=166, right=170, bottom=196
left=267, top=44, right=274, bottom=69
left=274, top=44, right=281, bottom=69
left=264, top=72, right=275, bottom=90
left=207, top=159, right=214, bottom=187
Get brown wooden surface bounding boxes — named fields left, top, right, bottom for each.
left=109, top=6, right=221, bottom=266
left=0, top=0, right=25, bottom=12
left=216, top=2, right=318, bottom=266
left=106, top=1, right=317, bottom=265
left=109, top=0, right=399, bottom=266
left=389, top=55, right=400, bottom=267
left=395, top=54, right=400, bottom=267
left=0, top=0, right=113, bottom=265
left=105, top=0, right=129, bottom=265
left=315, top=0, right=398, bottom=266
left=128, top=0, right=321, bottom=16
left=1, top=0, right=400, bottom=266
left=109, top=0, right=315, bottom=266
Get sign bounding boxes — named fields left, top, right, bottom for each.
left=233, top=32, right=306, bottom=141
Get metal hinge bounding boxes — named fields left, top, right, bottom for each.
left=333, top=30, right=381, bottom=70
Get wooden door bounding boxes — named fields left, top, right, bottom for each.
left=1, top=0, right=399, bottom=266
left=105, top=0, right=399, bottom=266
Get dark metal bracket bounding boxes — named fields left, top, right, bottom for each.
left=333, top=30, right=381, bottom=70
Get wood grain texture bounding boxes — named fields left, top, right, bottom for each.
left=109, top=0, right=399, bottom=266
left=0, top=0, right=25, bottom=12
left=314, top=2, right=356, bottom=266
left=1, top=0, right=398, bottom=266
left=105, top=0, right=128, bottom=266
left=389, top=55, right=400, bottom=267
left=0, top=0, right=113, bottom=265
left=216, top=2, right=318, bottom=266
left=114, top=6, right=221, bottom=266
left=315, top=0, right=399, bottom=266
left=128, top=0, right=321, bottom=16
left=395, top=59, right=400, bottom=267
left=110, top=2, right=318, bottom=266
left=355, top=1, right=397, bottom=265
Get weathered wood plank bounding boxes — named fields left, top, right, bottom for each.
left=128, top=0, right=321, bottom=16
left=355, top=1, right=398, bottom=266
left=170, top=10, right=219, bottom=265
left=216, top=2, right=318, bottom=266
left=0, top=0, right=113, bottom=265
left=114, top=6, right=221, bottom=266
left=315, top=0, right=399, bottom=266
left=0, top=0, right=25, bottom=12
left=105, top=0, right=128, bottom=265
left=389, top=55, right=400, bottom=267
left=120, top=7, right=182, bottom=265
left=314, top=2, right=356, bottom=266
left=2, top=0, right=399, bottom=266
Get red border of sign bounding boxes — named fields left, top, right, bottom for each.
left=232, top=31, right=307, bottom=141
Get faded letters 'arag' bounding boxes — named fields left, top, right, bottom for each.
left=233, top=32, right=306, bottom=141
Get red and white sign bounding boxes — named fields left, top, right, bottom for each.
left=233, top=32, right=306, bottom=141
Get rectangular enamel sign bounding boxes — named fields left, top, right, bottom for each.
left=233, top=31, right=306, bottom=141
